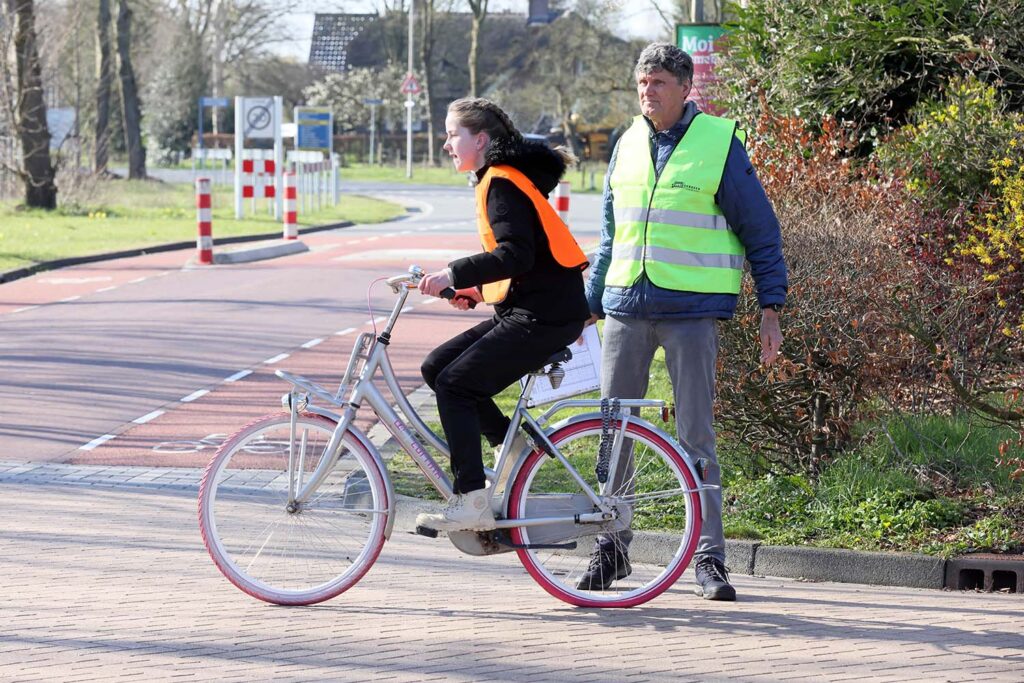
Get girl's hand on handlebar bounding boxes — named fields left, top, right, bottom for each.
left=419, top=269, right=453, bottom=297
left=449, top=288, right=482, bottom=311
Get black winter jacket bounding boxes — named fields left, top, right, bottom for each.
left=448, top=137, right=591, bottom=324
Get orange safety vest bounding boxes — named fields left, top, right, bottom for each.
left=474, top=165, right=589, bottom=304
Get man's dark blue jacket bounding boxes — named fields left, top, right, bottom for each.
left=586, top=102, right=788, bottom=320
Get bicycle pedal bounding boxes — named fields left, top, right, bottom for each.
left=414, top=525, right=439, bottom=538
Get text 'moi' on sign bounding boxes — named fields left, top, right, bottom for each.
left=295, top=106, right=333, bottom=151
left=242, top=97, right=276, bottom=139
left=400, top=73, right=422, bottom=96
left=676, top=24, right=727, bottom=115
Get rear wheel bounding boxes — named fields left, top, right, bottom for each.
left=198, top=413, right=389, bottom=605
left=507, top=418, right=701, bottom=607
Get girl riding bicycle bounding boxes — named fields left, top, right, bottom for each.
left=417, top=98, right=590, bottom=532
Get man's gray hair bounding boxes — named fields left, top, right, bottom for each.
left=634, top=43, right=693, bottom=85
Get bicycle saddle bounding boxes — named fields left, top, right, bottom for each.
left=542, top=348, right=572, bottom=367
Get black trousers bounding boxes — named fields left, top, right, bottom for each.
left=421, top=311, right=584, bottom=494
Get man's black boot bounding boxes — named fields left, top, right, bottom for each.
left=693, top=555, right=737, bottom=601
left=576, top=546, right=632, bottom=591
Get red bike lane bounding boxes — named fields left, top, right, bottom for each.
left=50, top=225, right=488, bottom=468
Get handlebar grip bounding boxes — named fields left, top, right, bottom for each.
left=439, top=287, right=477, bottom=309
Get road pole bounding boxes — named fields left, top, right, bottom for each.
left=234, top=96, right=243, bottom=219
left=369, top=104, right=376, bottom=166
left=406, top=1, right=414, bottom=179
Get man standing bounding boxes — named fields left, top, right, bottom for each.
left=580, top=43, right=787, bottom=601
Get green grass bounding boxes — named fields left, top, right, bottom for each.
left=0, top=179, right=403, bottom=272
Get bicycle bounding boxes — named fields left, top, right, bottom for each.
left=198, top=266, right=710, bottom=608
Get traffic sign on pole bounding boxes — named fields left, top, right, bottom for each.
left=400, top=74, right=421, bottom=96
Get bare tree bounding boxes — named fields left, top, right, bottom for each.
left=466, top=0, right=487, bottom=97
left=3, top=0, right=56, bottom=208
left=418, top=0, right=442, bottom=165
left=95, top=0, right=113, bottom=174
left=114, top=0, right=145, bottom=179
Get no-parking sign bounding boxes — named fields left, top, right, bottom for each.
left=242, top=97, right=276, bottom=139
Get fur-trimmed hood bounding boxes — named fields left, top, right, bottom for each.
left=481, top=136, right=567, bottom=197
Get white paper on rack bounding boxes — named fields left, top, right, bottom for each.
left=522, top=324, right=602, bottom=407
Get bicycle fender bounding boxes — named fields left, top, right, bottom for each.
left=340, top=423, right=398, bottom=540
left=507, top=412, right=704, bottom=512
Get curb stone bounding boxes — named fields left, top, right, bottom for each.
left=753, top=544, right=947, bottom=589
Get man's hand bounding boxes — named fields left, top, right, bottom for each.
left=760, top=307, right=783, bottom=365
left=449, top=287, right=482, bottom=311
left=418, top=269, right=453, bottom=297
left=577, top=312, right=601, bottom=343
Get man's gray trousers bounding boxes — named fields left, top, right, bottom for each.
left=596, top=315, right=725, bottom=564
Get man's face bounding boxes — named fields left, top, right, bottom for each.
left=636, top=68, right=691, bottom=128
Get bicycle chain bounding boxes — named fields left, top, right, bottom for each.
left=596, top=397, right=620, bottom=484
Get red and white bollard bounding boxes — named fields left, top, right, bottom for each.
left=195, top=177, right=213, bottom=264
left=283, top=171, right=298, bottom=240
left=554, top=180, right=570, bottom=225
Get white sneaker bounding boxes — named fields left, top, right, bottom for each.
left=415, top=488, right=495, bottom=532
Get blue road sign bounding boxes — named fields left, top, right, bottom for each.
left=295, top=107, right=333, bottom=151
left=200, top=96, right=230, bottom=108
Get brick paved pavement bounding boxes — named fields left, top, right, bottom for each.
left=1, top=465, right=1022, bottom=682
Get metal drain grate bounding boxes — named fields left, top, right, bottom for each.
left=945, top=554, right=1024, bottom=593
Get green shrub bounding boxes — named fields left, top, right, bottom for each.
left=719, top=0, right=1024, bottom=142
left=877, top=76, right=1022, bottom=210
left=814, top=490, right=963, bottom=549
left=937, top=514, right=1022, bottom=555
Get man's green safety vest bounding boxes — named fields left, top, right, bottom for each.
left=606, top=113, right=746, bottom=294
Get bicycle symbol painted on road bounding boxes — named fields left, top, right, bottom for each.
left=152, top=433, right=292, bottom=455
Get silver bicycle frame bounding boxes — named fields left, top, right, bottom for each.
left=277, top=268, right=712, bottom=534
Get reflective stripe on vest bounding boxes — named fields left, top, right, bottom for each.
left=474, top=165, right=589, bottom=304
left=606, top=113, right=746, bottom=294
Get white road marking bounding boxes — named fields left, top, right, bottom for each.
left=264, top=353, right=290, bottom=364
left=80, top=434, right=116, bottom=451
left=422, top=297, right=440, bottom=305
left=401, top=306, right=415, bottom=313
left=133, top=410, right=165, bottom=424
left=181, top=389, right=210, bottom=403
left=96, top=286, right=118, bottom=293
left=58, top=296, right=81, bottom=303
left=12, top=306, right=40, bottom=313
left=224, top=369, right=253, bottom=382
left=40, top=276, right=111, bottom=285
left=301, top=338, right=324, bottom=349
left=335, top=327, right=357, bottom=336
left=128, top=277, right=147, bottom=284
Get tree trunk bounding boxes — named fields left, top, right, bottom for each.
left=115, top=0, right=146, bottom=179
left=94, top=0, right=113, bottom=174
left=419, top=0, right=436, bottom=165
left=467, top=0, right=487, bottom=97
left=9, top=0, right=56, bottom=208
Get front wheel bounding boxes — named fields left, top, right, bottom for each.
left=507, top=418, right=702, bottom=607
left=198, top=413, right=389, bottom=605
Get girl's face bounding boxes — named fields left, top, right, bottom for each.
left=443, top=112, right=488, bottom=172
